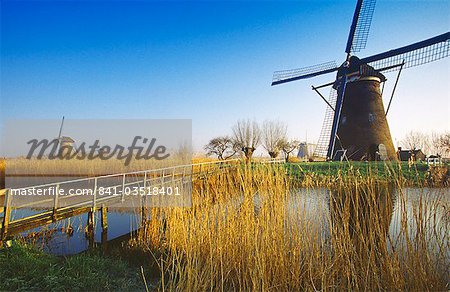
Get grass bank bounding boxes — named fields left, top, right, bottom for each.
left=0, top=242, right=148, bottom=291
left=284, top=161, right=448, bottom=186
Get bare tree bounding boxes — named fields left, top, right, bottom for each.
left=279, top=138, right=299, bottom=162
left=174, top=141, right=192, bottom=163
left=204, top=136, right=238, bottom=160
left=232, top=119, right=261, bottom=161
left=429, top=132, right=445, bottom=156
left=262, top=120, right=287, bottom=158
left=437, top=132, right=450, bottom=157
left=429, top=132, right=439, bottom=155
left=401, top=131, right=430, bottom=153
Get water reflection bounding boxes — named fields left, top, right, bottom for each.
left=13, top=210, right=142, bottom=255
left=288, top=185, right=448, bottom=257
left=10, top=185, right=449, bottom=257
left=328, top=183, right=396, bottom=254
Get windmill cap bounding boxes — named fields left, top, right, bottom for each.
left=60, top=136, right=75, bottom=143
left=334, top=56, right=386, bottom=88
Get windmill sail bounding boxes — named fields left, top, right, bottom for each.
left=361, top=32, right=450, bottom=72
left=272, top=61, right=338, bottom=86
left=314, top=88, right=338, bottom=158
left=346, top=0, right=377, bottom=54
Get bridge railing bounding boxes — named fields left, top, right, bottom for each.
left=0, top=159, right=246, bottom=236
left=0, top=158, right=284, bottom=239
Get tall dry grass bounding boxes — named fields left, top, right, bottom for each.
left=138, top=163, right=449, bottom=291
left=0, top=158, right=5, bottom=189
left=5, top=157, right=192, bottom=176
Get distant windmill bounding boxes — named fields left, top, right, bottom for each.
left=57, top=116, right=75, bottom=157
left=272, top=0, right=449, bottom=161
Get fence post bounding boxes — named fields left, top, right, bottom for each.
left=93, top=178, right=98, bottom=210
left=1, top=189, right=12, bottom=241
left=52, top=184, right=60, bottom=221
left=143, top=171, right=148, bottom=191
left=161, top=169, right=165, bottom=186
left=182, top=165, right=187, bottom=185
left=121, top=174, right=126, bottom=202
left=141, top=171, right=148, bottom=225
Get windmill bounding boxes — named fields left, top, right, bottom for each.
left=271, top=0, right=449, bottom=161
left=56, top=116, right=75, bottom=157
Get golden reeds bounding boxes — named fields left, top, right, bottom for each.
left=139, top=163, right=449, bottom=291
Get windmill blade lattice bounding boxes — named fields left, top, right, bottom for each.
left=362, top=32, right=450, bottom=72
left=349, top=0, right=376, bottom=53
left=272, top=61, right=338, bottom=85
left=313, top=87, right=338, bottom=158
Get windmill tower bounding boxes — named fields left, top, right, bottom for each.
left=272, top=0, right=449, bottom=161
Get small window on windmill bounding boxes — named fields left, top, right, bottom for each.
left=368, top=113, right=375, bottom=124
left=59, top=136, right=75, bottom=158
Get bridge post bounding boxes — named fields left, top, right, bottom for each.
left=1, top=189, right=12, bottom=242
left=101, top=204, right=108, bottom=230
left=121, top=174, right=126, bottom=202
left=141, top=171, right=148, bottom=226
left=100, top=204, right=108, bottom=248
left=182, top=165, right=188, bottom=186
left=52, top=184, right=60, bottom=221
left=171, top=168, right=175, bottom=185
left=86, top=211, right=95, bottom=231
left=85, top=210, right=95, bottom=247
left=143, top=170, right=148, bottom=192
left=85, top=178, right=98, bottom=244
left=141, top=195, right=148, bottom=226
left=92, top=178, right=98, bottom=210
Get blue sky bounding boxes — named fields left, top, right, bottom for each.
left=1, top=0, right=449, bottom=152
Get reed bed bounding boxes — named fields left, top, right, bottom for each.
left=138, top=163, right=449, bottom=291
left=4, top=157, right=191, bottom=176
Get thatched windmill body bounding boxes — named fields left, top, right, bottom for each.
left=272, top=0, right=449, bottom=161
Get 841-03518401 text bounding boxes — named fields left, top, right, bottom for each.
left=10, top=186, right=184, bottom=197
left=98, top=186, right=181, bottom=197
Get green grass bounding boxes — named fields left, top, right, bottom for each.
left=284, top=161, right=434, bottom=185
left=0, top=242, right=147, bottom=291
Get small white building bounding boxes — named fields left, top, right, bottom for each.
left=426, top=155, right=442, bottom=166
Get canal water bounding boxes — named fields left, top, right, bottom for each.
left=9, top=209, right=142, bottom=255
left=9, top=187, right=449, bottom=256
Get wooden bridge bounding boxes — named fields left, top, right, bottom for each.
left=0, top=159, right=283, bottom=243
